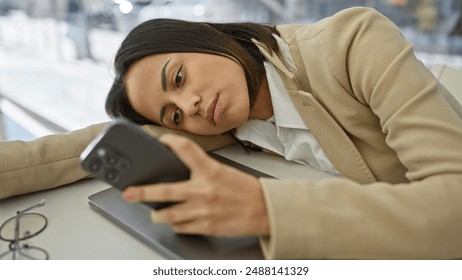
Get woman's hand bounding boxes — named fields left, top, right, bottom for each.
left=122, top=133, right=270, bottom=237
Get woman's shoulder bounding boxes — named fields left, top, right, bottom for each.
left=277, top=7, right=392, bottom=42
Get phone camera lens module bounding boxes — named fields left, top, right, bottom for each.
left=106, top=157, right=118, bottom=165
left=89, top=159, right=102, bottom=172
left=105, top=169, right=119, bottom=182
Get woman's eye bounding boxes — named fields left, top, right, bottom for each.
left=175, top=67, right=183, bottom=87
left=173, top=108, right=181, bottom=125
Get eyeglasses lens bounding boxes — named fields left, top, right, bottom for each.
left=0, top=213, right=47, bottom=241
left=0, top=213, right=48, bottom=260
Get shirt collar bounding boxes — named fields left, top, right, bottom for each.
left=264, top=61, right=307, bottom=130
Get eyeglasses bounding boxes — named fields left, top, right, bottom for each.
left=0, top=199, right=49, bottom=260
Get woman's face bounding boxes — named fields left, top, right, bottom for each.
left=125, top=52, right=251, bottom=135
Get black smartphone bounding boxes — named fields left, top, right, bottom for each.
left=80, top=118, right=190, bottom=209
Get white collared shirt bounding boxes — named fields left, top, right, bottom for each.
left=235, top=42, right=341, bottom=177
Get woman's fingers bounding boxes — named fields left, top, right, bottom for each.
left=151, top=200, right=208, bottom=224
left=152, top=201, right=248, bottom=236
left=123, top=181, right=190, bottom=202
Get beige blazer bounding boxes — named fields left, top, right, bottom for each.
left=256, top=7, right=462, bottom=259
left=1, top=7, right=461, bottom=259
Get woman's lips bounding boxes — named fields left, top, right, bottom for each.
left=213, top=95, right=221, bottom=124
left=206, top=94, right=220, bottom=125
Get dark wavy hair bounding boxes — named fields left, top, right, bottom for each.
left=105, top=18, right=280, bottom=125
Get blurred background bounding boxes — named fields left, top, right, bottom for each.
left=1, top=0, right=462, bottom=140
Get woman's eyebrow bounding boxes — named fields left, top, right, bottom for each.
left=161, top=58, right=171, bottom=93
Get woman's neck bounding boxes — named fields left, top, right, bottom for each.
left=249, top=77, right=273, bottom=120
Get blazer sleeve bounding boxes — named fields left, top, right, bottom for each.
left=259, top=8, right=462, bottom=259
left=0, top=122, right=234, bottom=199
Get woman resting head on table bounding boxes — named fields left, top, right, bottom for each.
left=2, top=7, right=462, bottom=259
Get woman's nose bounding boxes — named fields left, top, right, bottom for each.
left=176, top=93, right=201, bottom=116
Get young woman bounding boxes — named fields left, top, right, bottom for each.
left=1, top=7, right=462, bottom=259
